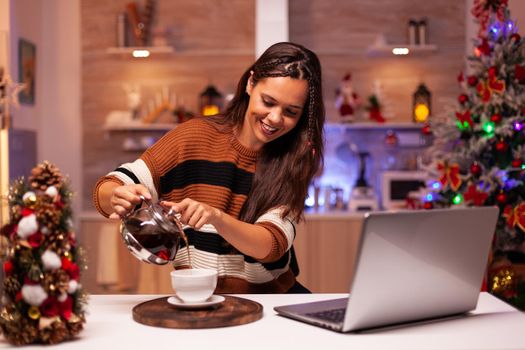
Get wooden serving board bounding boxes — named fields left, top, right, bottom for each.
left=132, top=295, right=263, bottom=329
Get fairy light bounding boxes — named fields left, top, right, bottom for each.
left=452, top=193, right=463, bottom=205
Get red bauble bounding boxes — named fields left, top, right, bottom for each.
left=423, top=202, right=433, bottom=210
left=488, top=66, right=498, bottom=77
left=458, top=94, right=469, bottom=104
left=421, top=124, right=432, bottom=135
left=496, top=192, right=507, bottom=204
left=3, top=261, right=13, bottom=275
left=470, top=162, right=482, bottom=176
left=491, top=113, right=502, bottom=123
left=467, top=76, right=478, bottom=87
left=512, top=159, right=522, bottom=168
left=495, top=141, right=508, bottom=152
left=510, top=33, right=521, bottom=42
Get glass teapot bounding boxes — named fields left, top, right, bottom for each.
left=120, top=196, right=186, bottom=265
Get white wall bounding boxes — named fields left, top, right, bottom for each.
left=7, top=0, right=82, bottom=222
left=9, top=0, right=42, bottom=130
left=40, top=0, right=82, bottom=223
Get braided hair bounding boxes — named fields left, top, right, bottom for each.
left=214, top=42, right=325, bottom=223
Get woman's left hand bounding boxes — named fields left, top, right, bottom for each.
left=161, top=198, right=222, bottom=230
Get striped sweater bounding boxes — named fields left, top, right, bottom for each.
left=93, top=117, right=297, bottom=293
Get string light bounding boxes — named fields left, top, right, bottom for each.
left=483, top=121, right=495, bottom=134
left=452, top=193, right=463, bottom=205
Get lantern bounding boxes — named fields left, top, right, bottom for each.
left=199, top=84, right=223, bottom=117
left=413, top=83, right=431, bottom=123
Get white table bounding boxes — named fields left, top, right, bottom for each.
left=1, top=293, right=524, bottom=349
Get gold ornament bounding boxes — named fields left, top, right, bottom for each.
left=23, top=193, right=38, bottom=208
left=491, top=267, right=515, bottom=294
left=28, top=306, right=41, bottom=320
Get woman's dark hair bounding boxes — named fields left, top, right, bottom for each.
left=212, top=42, right=324, bottom=223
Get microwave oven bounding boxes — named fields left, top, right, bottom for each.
left=380, top=171, right=428, bottom=210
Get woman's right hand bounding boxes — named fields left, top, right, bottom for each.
left=108, top=184, right=151, bottom=219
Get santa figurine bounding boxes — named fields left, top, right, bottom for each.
left=335, top=73, right=361, bottom=123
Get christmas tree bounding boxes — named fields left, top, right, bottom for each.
left=0, top=162, right=87, bottom=345
left=421, top=0, right=525, bottom=309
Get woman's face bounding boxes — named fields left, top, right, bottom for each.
left=238, top=76, right=308, bottom=151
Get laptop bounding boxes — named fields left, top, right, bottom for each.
left=274, top=207, right=499, bottom=332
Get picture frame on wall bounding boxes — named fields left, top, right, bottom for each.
left=18, top=38, right=36, bottom=105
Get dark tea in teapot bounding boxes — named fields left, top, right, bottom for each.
left=120, top=196, right=191, bottom=266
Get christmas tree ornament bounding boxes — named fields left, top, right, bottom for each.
left=490, top=113, right=502, bottom=123
left=510, top=33, right=521, bottom=42
left=0, top=162, right=86, bottom=345
left=423, top=201, right=433, bottom=210
left=496, top=192, right=507, bottom=204
left=495, top=140, right=508, bottom=152
left=470, top=162, right=482, bottom=176
left=467, top=76, right=479, bottom=87
left=511, top=159, right=522, bottom=168
left=458, top=94, right=469, bottom=104
left=421, top=124, right=432, bottom=135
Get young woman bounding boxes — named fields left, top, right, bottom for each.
left=93, top=42, right=325, bottom=293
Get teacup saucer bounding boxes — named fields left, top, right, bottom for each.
left=167, top=295, right=225, bottom=309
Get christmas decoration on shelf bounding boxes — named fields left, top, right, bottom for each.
left=412, top=83, right=432, bottom=123
left=0, top=161, right=87, bottom=345
left=335, top=73, right=361, bottom=123
left=199, top=84, right=223, bottom=117
left=419, top=1, right=525, bottom=308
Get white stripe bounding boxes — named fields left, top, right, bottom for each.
left=255, top=207, right=295, bottom=251
left=109, top=159, right=158, bottom=202
left=174, top=247, right=290, bottom=284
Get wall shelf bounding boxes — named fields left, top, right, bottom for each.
left=325, top=122, right=426, bottom=131
left=367, top=44, right=438, bottom=56
left=106, top=46, right=175, bottom=57
left=103, top=123, right=176, bottom=132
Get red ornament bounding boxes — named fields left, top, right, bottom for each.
left=490, top=113, right=502, bottom=123
left=467, top=76, right=479, bottom=87
left=3, top=261, right=13, bottom=275
left=27, top=231, right=43, bottom=248
left=21, top=208, right=33, bottom=217
left=470, top=162, right=482, bottom=176
left=423, top=202, right=433, bottom=210
left=516, top=65, right=525, bottom=84
left=477, top=39, right=491, bottom=56
left=512, top=159, right=522, bottom=168
left=495, top=140, right=508, bottom=152
left=421, top=124, right=432, bottom=135
left=458, top=94, right=469, bottom=104
left=40, top=297, right=60, bottom=317
left=488, top=66, right=498, bottom=77
left=496, top=192, right=507, bottom=204
left=510, top=33, right=521, bottom=42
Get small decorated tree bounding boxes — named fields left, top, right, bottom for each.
left=0, top=161, right=87, bottom=345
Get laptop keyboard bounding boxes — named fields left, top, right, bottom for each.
left=305, top=307, right=346, bottom=324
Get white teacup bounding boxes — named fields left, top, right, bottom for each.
left=170, top=268, right=218, bottom=303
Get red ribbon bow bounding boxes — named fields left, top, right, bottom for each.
left=471, top=0, right=508, bottom=38
left=437, top=162, right=462, bottom=191
left=477, top=70, right=506, bottom=102
left=503, top=203, right=525, bottom=231
left=456, top=110, right=473, bottom=128
left=463, top=184, right=488, bottom=206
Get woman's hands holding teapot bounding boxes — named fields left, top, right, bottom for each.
left=109, top=184, right=152, bottom=219
left=161, top=198, right=222, bottom=230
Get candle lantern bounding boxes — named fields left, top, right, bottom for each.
left=199, top=84, right=223, bottom=117
left=413, top=83, right=431, bottom=123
